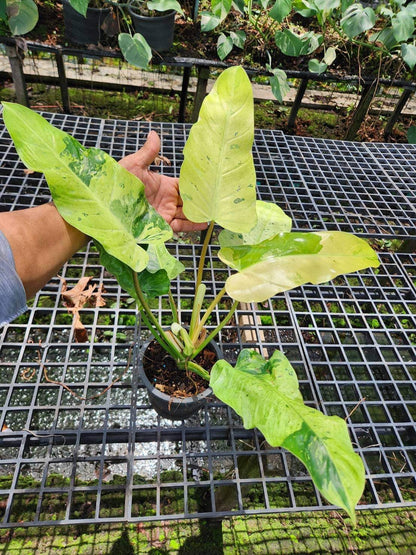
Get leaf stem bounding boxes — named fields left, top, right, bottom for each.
left=168, top=289, right=179, bottom=324
left=195, top=220, right=215, bottom=292
left=133, top=271, right=183, bottom=360
left=193, top=300, right=238, bottom=358
left=185, top=360, right=210, bottom=381
left=193, top=286, right=226, bottom=342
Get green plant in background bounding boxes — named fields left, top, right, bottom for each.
left=69, top=0, right=184, bottom=68
left=201, top=0, right=416, bottom=102
left=1, top=0, right=183, bottom=68
left=1, top=0, right=39, bottom=35
left=3, top=66, right=380, bottom=523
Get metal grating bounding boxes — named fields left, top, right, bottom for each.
left=0, top=113, right=415, bottom=526
left=1, top=116, right=415, bottom=238
left=253, top=131, right=416, bottom=238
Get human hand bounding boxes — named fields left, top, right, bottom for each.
left=119, top=131, right=207, bottom=233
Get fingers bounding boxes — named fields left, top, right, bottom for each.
left=118, top=131, right=161, bottom=172
left=170, top=219, right=208, bottom=233
left=138, top=130, right=161, bottom=167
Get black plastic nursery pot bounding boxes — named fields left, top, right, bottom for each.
left=63, top=0, right=112, bottom=45
left=138, top=338, right=222, bottom=420
left=128, top=6, right=176, bottom=52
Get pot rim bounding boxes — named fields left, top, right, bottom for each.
left=62, top=0, right=112, bottom=13
left=138, top=339, right=218, bottom=405
left=127, top=5, right=176, bottom=20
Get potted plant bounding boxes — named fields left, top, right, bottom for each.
left=127, top=0, right=182, bottom=52
left=2, top=65, right=380, bottom=523
left=62, top=0, right=117, bottom=46
left=63, top=0, right=182, bottom=65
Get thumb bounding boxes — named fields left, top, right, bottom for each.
left=136, top=130, right=161, bottom=167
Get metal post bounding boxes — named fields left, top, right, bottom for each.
left=55, top=50, right=71, bottom=114
left=383, top=88, right=413, bottom=141
left=178, top=65, right=191, bottom=122
left=344, top=82, right=377, bottom=141
left=5, top=44, right=29, bottom=107
left=191, top=66, right=210, bottom=123
left=287, top=77, right=309, bottom=130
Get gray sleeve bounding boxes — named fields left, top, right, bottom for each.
left=0, top=229, right=27, bottom=326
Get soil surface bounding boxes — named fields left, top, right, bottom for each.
left=142, top=340, right=218, bottom=397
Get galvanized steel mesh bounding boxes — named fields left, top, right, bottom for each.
left=0, top=114, right=415, bottom=526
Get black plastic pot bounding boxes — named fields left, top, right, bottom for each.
left=63, top=0, right=112, bottom=45
left=128, top=6, right=176, bottom=52
left=138, top=339, right=222, bottom=420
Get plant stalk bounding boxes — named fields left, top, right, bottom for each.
left=133, top=271, right=183, bottom=360
left=184, top=360, right=210, bottom=381
left=168, top=289, right=179, bottom=324
left=195, top=220, right=215, bottom=292
left=193, top=286, right=226, bottom=343
left=193, top=300, right=238, bottom=358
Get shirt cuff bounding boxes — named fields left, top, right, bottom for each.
left=0, top=229, right=28, bottom=326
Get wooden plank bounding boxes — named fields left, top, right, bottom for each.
left=5, top=45, right=29, bottom=107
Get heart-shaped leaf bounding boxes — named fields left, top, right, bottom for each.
left=210, top=348, right=365, bottom=523
left=118, top=33, right=152, bottom=68
left=341, top=4, right=376, bottom=38
left=68, top=0, right=89, bottom=17
left=7, top=0, right=38, bottom=35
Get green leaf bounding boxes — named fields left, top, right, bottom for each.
left=118, top=33, right=152, bottom=68
left=96, top=242, right=171, bottom=303
left=7, top=0, right=38, bottom=35
left=232, top=0, right=246, bottom=13
left=402, top=43, right=416, bottom=70
left=369, top=27, right=398, bottom=51
left=0, top=2, right=7, bottom=19
left=315, top=0, right=340, bottom=10
left=323, top=46, right=336, bottom=65
left=407, top=125, right=416, bottom=143
left=267, top=66, right=290, bottom=102
left=340, top=4, right=376, bottom=38
left=146, top=243, right=185, bottom=280
left=230, top=30, right=246, bottom=49
left=392, top=10, right=415, bottom=42
left=275, top=28, right=310, bottom=56
left=219, top=230, right=380, bottom=302
left=217, top=33, right=234, bottom=59
left=405, top=2, right=416, bottom=17
left=211, top=0, right=232, bottom=19
left=269, top=0, right=292, bottom=22
left=68, top=0, right=89, bottom=17
left=293, top=0, right=317, bottom=18
left=309, top=0, right=339, bottom=22
left=200, top=11, right=222, bottom=31
left=219, top=200, right=292, bottom=247
left=341, top=0, right=353, bottom=10
left=2, top=102, right=172, bottom=274
left=179, top=66, right=257, bottom=233
left=308, top=59, right=327, bottom=74
left=210, top=348, right=365, bottom=522
left=147, top=0, right=184, bottom=15
left=275, top=29, right=322, bottom=56
left=258, top=0, right=270, bottom=9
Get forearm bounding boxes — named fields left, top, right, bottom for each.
left=0, top=203, right=88, bottom=299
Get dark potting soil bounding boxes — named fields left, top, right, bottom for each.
left=142, top=340, right=218, bottom=398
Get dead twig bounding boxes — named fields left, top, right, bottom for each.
left=345, top=397, right=366, bottom=421
left=38, top=346, right=133, bottom=401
